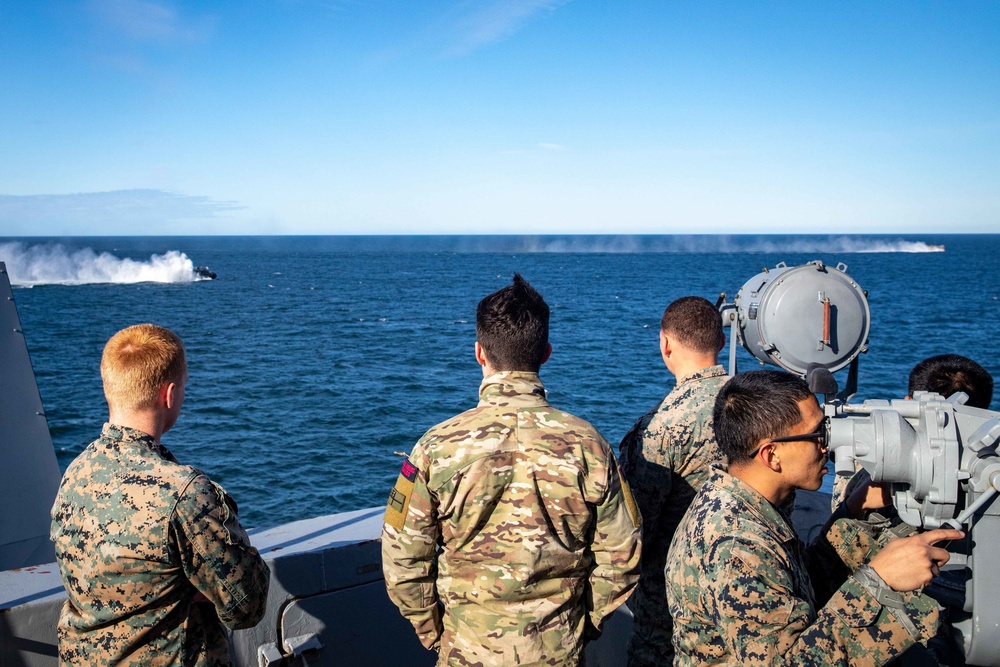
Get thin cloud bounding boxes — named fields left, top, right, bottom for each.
left=87, top=0, right=214, bottom=44
left=538, top=142, right=565, bottom=151
left=444, top=0, right=571, bottom=57
left=276, top=0, right=356, bottom=10
left=91, top=51, right=147, bottom=74
left=0, top=190, right=243, bottom=235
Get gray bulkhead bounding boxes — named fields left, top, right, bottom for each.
left=0, top=263, right=61, bottom=572
left=1, top=508, right=634, bottom=666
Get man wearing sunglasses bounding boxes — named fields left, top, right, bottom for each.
left=666, top=370, right=963, bottom=667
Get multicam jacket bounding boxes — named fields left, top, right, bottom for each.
left=666, top=467, right=939, bottom=667
left=50, top=424, right=270, bottom=667
left=382, top=372, right=642, bottom=667
left=618, top=364, right=727, bottom=667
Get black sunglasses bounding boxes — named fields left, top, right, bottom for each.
left=750, top=418, right=829, bottom=458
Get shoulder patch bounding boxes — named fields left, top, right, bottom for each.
left=400, top=457, right=418, bottom=482
left=384, top=457, right=417, bottom=531
left=618, top=468, right=642, bottom=528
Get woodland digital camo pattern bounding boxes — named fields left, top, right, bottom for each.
left=618, top=364, right=727, bottom=667
left=831, top=466, right=967, bottom=665
left=382, top=372, right=642, bottom=667
left=666, top=467, right=939, bottom=667
left=831, top=464, right=868, bottom=511
left=50, top=424, right=270, bottom=667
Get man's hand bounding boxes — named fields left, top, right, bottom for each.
left=845, top=478, right=890, bottom=518
left=869, top=529, right=964, bottom=591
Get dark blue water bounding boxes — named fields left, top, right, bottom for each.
left=3, top=235, right=998, bottom=529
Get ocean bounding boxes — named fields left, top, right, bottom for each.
left=2, top=234, right=998, bottom=530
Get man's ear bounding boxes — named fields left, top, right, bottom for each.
left=758, top=442, right=782, bottom=472
left=719, top=332, right=726, bottom=353
left=161, top=382, right=177, bottom=410
left=659, top=330, right=670, bottom=359
left=475, top=341, right=487, bottom=367
left=540, top=343, right=552, bottom=366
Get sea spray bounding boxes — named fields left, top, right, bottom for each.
left=0, top=242, right=209, bottom=286
left=452, top=235, right=946, bottom=254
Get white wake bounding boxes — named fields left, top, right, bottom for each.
left=0, top=242, right=210, bottom=286
left=727, top=238, right=946, bottom=254
left=457, top=236, right=947, bottom=254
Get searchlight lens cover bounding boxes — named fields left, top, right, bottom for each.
left=733, top=260, right=870, bottom=374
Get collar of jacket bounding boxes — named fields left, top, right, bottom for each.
left=478, top=371, right=548, bottom=408
left=707, top=465, right=797, bottom=544
left=100, top=422, right=175, bottom=461
left=675, top=364, right=728, bottom=387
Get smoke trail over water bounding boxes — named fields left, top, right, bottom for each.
left=476, top=236, right=948, bottom=254
left=0, top=242, right=209, bottom=286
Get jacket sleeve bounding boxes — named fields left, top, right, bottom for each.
left=172, top=474, right=271, bottom=630
left=805, top=490, right=915, bottom=607
left=709, top=537, right=938, bottom=666
left=586, top=454, right=642, bottom=634
left=620, top=419, right=672, bottom=532
left=381, top=445, right=443, bottom=651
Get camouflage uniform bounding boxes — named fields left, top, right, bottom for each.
left=50, top=424, right=270, bottom=667
left=666, top=467, right=940, bottom=667
left=618, top=364, right=727, bottom=667
left=831, top=465, right=868, bottom=511
left=831, top=468, right=967, bottom=667
left=382, top=372, right=642, bottom=666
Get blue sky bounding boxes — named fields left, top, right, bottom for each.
left=1, top=1, right=998, bottom=235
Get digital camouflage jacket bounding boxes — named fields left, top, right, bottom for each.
left=382, top=372, right=642, bottom=667
left=666, top=467, right=939, bottom=667
left=50, top=424, right=270, bottom=666
left=618, top=364, right=728, bottom=667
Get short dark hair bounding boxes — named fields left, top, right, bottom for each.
left=660, top=296, right=724, bottom=354
left=908, top=354, right=994, bottom=409
left=714, top=370, right=815, bottom=465
left=476, top=273, right=550, bottom=372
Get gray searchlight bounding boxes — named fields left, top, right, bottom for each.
left=719, top=261, right=1000, bottom=667
left=718, top=259, right=870, bottom=399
